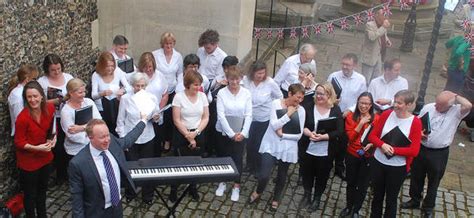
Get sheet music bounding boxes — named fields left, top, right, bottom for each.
left=132, top=90, right=156, bottom=116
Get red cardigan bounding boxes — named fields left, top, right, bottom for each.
left=368, top=110, right=422, bottom=172
left=14, top=103, right=55, bottom=171
left=345, top=112, right=380, bottom=158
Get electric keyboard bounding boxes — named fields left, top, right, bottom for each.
left=127, top=156, right=239, bottom=186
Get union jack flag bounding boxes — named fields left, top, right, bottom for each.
left=353, top=14, right=364, bottom=27
left=382, top=3, right=392, bottom=17
left=277, top=28, right=284, bottom=39
left=254, top=28, right=262, bottom=39
left=313, top=25, right=322, bottom=35
left=399, top=1, right=409, bottom=11
left=290, top=27, right=297, bottom=39
left=266, top=30, right=273, bottom=40
left=462, top=20, right=471, bottom=32
left=366, top=9, right=375, bottom=21
left=326, top=22, right=335, bottom=34
left=301, top=26, right=310, bottom=38
left=465, top=31, right=474, bottom=44
left=340, top=18, right=349, bottom=30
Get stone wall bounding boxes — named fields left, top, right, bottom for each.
left=0, top=0, right=98, bottom=200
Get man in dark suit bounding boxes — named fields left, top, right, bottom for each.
left=69, top=117, right=146, bottom=218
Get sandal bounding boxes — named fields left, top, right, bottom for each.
left=248, top=192, right=260, bottom=204
left=270, top=201, right=279, bottom=212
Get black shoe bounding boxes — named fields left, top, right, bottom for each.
left=189, top=189, right=200, bottom=201
left=169, top=190, right=177, bottom=203
left=143, top=199, right=153, bottom=205
left=339, top=207, right=351, bottom=217
left=309, top=195, right=321, bottom=212
left=400, top=199, right=420, bottom=209
left=299, top=193, right=311, bottom=209
left=351, top=211, right=360, bottom=218
left=125, top=195, right=136, bottom=203
left=422, top=209, right=434, bottom=218
left=335, top=170, right=346, bottom=181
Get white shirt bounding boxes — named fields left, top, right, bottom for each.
left=374, top=111, right=414, bottom=166
left=8, top=84, right=24, bottom=136
left=242, top=76, right=283, bottom=122
left=196, top=46, right=227, bottom=80
left=91, top=68, right=132, bottom=111
left=37, top=73, right=74, bottom=117
left=152, top=48, right=183, bottom=93
left=306, top=108, right=330, bottom=156
left=327, top=70, right=367, bottom=112
left=172, top=92, right=209, bottom=130
left=89, top=146, right=121, bottom=209
left=419, top=103, right=469, bottom=149
left=110, top=50, right=137, bottom=72
left=274, top=54, right=317, bottom=91
left=259, top=99, right=306, bottom=163
left=60, top=98, right=102, bottom=155
left=368, top=75, right=408, bottom=106
left=216, top=86, right=252, bottom=138
left=115, top=91, right=158, bottom=144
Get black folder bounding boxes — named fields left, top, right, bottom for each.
left=75, top=105, right=93, bottom=125
left=118, top=58, right=134, bottom=73
left=47, top=87, right=62, bottom=100
left=315, top=117, right=337, bottom=134
left=381, top=126, right=412, bottom=159
left=420, top=113, right=431, bottom=134
left=331, top=78, right=342, bottom=99
left=276, top=109, right=301, bottom=134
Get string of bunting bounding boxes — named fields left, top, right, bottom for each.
left=253, top=2, right=392, bottom=40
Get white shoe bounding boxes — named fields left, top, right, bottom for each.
left=231, top=187, right=240, bottom=202
left=215, top=182, right=226, bottom=196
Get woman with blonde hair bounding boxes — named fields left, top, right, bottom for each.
left=8, top=64, right=40, bottom=136
left=299, top=82, right=344, bottom=212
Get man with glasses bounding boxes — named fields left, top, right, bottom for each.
left=401, top=91, right=472, bottom=218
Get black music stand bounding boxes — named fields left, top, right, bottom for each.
left=153, top=185, right=193, bottom=217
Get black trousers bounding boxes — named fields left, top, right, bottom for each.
left=345, top=154, right=371, bottom=213
left=331, top=137, right=347, bottom=174
left=125, top=139, right=156, bottom=201
left=245, top=121, right=269, bottom=173
left=162, top=92, right=176, bottom=142
left=20, top=164, right=51, bottom=218
left=52, top=117, right=68, bottom=182
left=205, top=101, right=219, bottom=156
left=301, top=153, right=333, bottom=196
left=103, top=204, right=123, bottom=217
left=216, top=133, right=244, bottom=183
left=370, top=159, right=407, bottom=218
left=409, top=146, right=449, bottom=210
left=256, top=153, right=290, bottom=202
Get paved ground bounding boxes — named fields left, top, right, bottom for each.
left=41, top=4, right=474, bottom=218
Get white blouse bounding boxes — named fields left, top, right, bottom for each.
left=60, top=98, right=102, bottom=155
left=216, top=86, right=252, bottom=138
left=115, top=91, right=158, bottom=144
left=259, top=99, right=306, bottom=163
left=172, top=92, right=209, bottom=130
left=91, top=68, right=132, bottom=111
left=306, top=107, right=330, bottom=157
left=8, top=84, right=24, bottom=136
left=242, top=76, right=283, bottom=122
left=37, top=73, right=74, bottom=117
left=152, top=48, right=183, bottom=93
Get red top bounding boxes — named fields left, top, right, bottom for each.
left=345, top=112, right=380, bottom=158
left=14, top=103, right=55, bottom=171
left=368, top=110, right=422, bottom=172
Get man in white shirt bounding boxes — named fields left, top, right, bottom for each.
left=274, top=43, right=317, bottom=96
left=401, top=91, right=472, bottom=218
left=196, top=29, right=227, bottom=84
left=327, top=53, right=367, bottom=114
left=368, top=58, right=408, bottom=111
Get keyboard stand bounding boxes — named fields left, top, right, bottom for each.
left=154, top=184, right=191, bottom=218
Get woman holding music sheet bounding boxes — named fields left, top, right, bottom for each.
left=8, top=64, right=39, bottom=137
left=91, top=51, right=131, bottom=137
left=14, top=81, right=56, bottom=218
left=367, top=90, right=422, bottom=218
left=152, top=32, right=183, bottom=153
left=214, top=68, right=252, bottom=202
left=241, top=61, right=283, bottom=176
left=298, top=82, right=344, bottom=212
left=60, top=79, right=101, bottom=157
left=116, top=72, right=160, bottom=204
left=169, top=70, right=209, bottom=202
left=37, top=54, right=73, bottom=184
left=340, top=92, right=379, bottom=217
left=248, top=83, right=305, bottom=211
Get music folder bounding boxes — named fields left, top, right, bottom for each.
left=118, top=58, right=134, bottom=73
left=225, top=116, right=244, bottom=133
left=420, top=112, right=431, bottom=134
left=315, top=117, right=337, bottom=134
left=75, top=105, right=93, bottom=125
left=47, top=87, right=62, bottom=100
left=276, top=109, right=301, bottom=134
left=331, top=77, right=342, bottom=99
left=381, top=126, right=412, bottom=159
